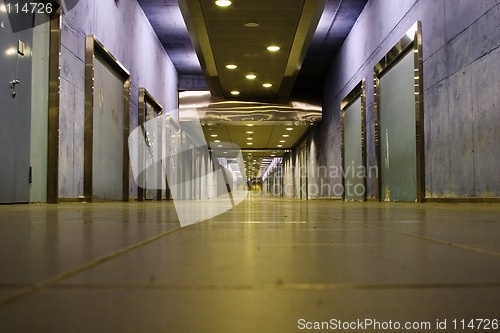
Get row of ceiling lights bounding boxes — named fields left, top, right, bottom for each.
left=209, top=125, right=294, bottom=148
left=213, top=0, right=280, bottom=96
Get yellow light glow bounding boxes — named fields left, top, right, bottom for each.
left=246, top=73, right=257, bottom=80
left=267, top=45, right=280, bottom=52
left=286, top=127, right=293, bottom=131
left=262, top=83, right=273, bottom=88
left=246, top=131, right=253, bottom=134
left=244, top=21, right=260, bottom=28
left=282, top=134, right=289, bottom=137
left=226, top=64, right=237, bottom=69
left=5, top=48, right=17, bottom=56
left=230, top=90, right=240, bottom=95
left=211, top=134, right=218, bottom=137
left=247, top=124, right=254, bottom=127
left=215, top=0, right=232, bottom=7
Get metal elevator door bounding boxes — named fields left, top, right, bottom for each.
left=344, top=97, right=364, bottom=201
left=0, top=10, right=33, bottom=203
left=92, top=57, right=124, bottom=201
left=379, top=50, right=417, bottom=202
left=299, top=145, right=308, bottom=200
left=144, top=101, right=160, bottom=200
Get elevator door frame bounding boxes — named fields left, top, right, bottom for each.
left=341, top=80, right=367, bottom=201
left=84, top=35, right=131, bottom=202
left=374, top=21, right=425, bottom=203
left=138, top=88, right=163, bottom=201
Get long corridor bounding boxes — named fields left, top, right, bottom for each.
left=1, top=196, right=500, bottom=332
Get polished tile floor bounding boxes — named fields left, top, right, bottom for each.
left=0, top=195, right=500, bottom=332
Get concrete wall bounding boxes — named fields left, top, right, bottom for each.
left=289, top=0, right=500, bottom=199
left=58, top=0, right=178, bottom=199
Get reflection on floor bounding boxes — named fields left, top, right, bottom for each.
left=0, top=195, right=499, bottom=332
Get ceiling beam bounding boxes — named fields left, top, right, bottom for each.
left=178, top=0, right=224, bottom=96
left=278, top=0, right=327, bottom=97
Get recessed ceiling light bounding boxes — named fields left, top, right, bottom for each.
left=282, top=134, right=289, bottom=137
left=247, top=142, right=253, bottom=145
left=215, top=0, right=232, bottom=7
left=262, top=83, right=273, bottom=88
left=244, top=21, right=260, bottom=28
left=226, top=64, right=237, bottom=69
left=214, top=140, right=221, bottom=142
left=246, top=73, right=257, bottom=80
left=286, top=127, right=293, bottom=131
left=279, top=140, right=285, bottom=143
left=231, top=90, right=240, bottom=95
left=243, top=53, right=260, bottom=58
left=211, top=134, right=218, bottom=137
left=247, top=124, right=254, bottom=127
left=271, top=154, right=275, bottom=157
left=267, top=45, right=280, bottom=52
left=246, top=131, right=253, bottom=134
left=247, top=137, right=253, bottom=140
left=277, top=145, right=283, bottom=147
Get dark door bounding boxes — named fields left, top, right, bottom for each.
left=0, top=11, right=32, bottom=203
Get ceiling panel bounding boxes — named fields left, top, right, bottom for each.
left=203, top=124, right=311, bottom=151
left=138, top=0, right=368, bottom=95
left=179, top=0, right=326, bottom=98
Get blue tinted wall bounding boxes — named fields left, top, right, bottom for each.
left=301, top=0, right=500, bottom=199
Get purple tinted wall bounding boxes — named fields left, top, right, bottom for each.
left=58, top=0, right=178, bottom=199
left=290, top=0, right=499, bottom=199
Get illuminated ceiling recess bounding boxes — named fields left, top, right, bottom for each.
left=178, top=0, right=327, bottom=98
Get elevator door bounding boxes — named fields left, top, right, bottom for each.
left=379, top=50, right=416, bottom=202
left=144, top=101, right=160, bottom=200
left=0, top=12, right=33, bottom=203
left=343, top=97, right=364, bottom=201
left=299, top=145, right=308, bottom=200
left=92, top=57, right=124, bottom=200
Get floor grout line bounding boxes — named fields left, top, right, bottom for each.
left=0, top=226, right=184, bottom=308
left=356, top=222, right=500, bottom=258
left=49, top=282, right=500, bottom=291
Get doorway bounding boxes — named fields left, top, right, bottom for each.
left=0, top=10, right=32, bottom=203
left=341, top=80, right=367, bottom=201
left=374, top=22, right=425, bottom=202
left=84, top=35, right=131, bottom=202
left=138, top=88, right=163, bottom=201
left=299, top=143, right=308, bottom=200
